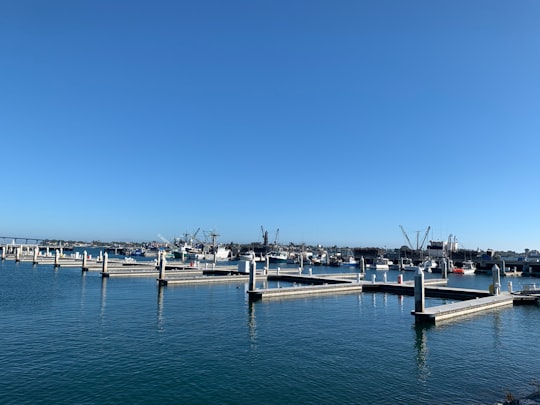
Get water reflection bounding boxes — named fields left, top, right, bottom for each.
left=247, top=301, right=257, bottom=348
left=100, top=276, right=107, bottom=318
left=414, top=324, right=432, bottom=384
left=80, top=271, right=87, bottom=311
left=157, top=285, right=165, bottom=333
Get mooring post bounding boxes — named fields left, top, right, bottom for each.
left=15, top=247, right=21, bottom=262
left=99, top=250, right=103, bottom=262
left=371, top=274, right=376, bottom=284
left=309, top=268, right=312, bottom=276
left=159, top=251, right=166, bottom=280
left=266, top=255, right=270, bottom=274
left=360, top=256, right=365, bottom=273
left=54, top=249, right=60, bottom=267
left=441, top=258, right=448, bottom=279
left=33, top=246, right=39, bottom=264
left=383, top=272, right=387, bottom=283
left=507, top=281, right=513, bottom=293
left=249, top=260, right=256, bottom=291
left=492, top=264, right=501, bottom=296
left=277, top=266, right=280, bottom=276
left=1, top=245, right=5, bottom=260
left=399, top=257, right=403, bottom=270
left=414, top=267, right=425, bottom=313
left=102, top=252, right=108, bottom=275
left=82, top=250, right=88, bottom=271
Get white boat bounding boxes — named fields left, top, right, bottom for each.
left=267, top=250, right=288, bottom=263
left=454, top=260, right=476, bottom=275
left=403, top=263, right=425, bottom=272
left=204, top=246, right=231, bottom=262
left=340, top=256, right=358, bottom=267
left=370, top=256, right=393, bottom=270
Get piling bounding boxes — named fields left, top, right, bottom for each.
left=102, top=252, right=108, bottom=276
left=383, top=272, right=387, bottom=283
left=82, top=250, right=88, bottom=271
left=508, top=281, right=513, bottom=294
left=441, top=258, right=448, bottom=279
left=1, top=246, right=5, bottom=260
left=360, top=256, right=365, bottom=273
left=492, top=264, right=501, bottom=295
left=371, top=274, right=376, bottom=284
left=15, top=247, right=21, bottom=262
left=414, top=267, right=425, bottom=314
left=54, top=249, right=60, bottom=267
left=33, top=247, right=38, bottom=264
left=159, top=251, right=166, bottom=280
left=248, top=260, right=256, bottom=291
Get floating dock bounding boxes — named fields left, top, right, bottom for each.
left=411, top=294, right=515, bottom=324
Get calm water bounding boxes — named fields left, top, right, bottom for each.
left=0, top=253, right=538, bottom=404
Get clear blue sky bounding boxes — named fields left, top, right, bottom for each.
left=1, top=1, right=539, bottom=252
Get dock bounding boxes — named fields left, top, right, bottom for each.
left=1, top=244, right=538, bottom=326
left=411, top=294, right=515, bottom=323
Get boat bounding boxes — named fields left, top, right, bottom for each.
left=340, top=256, right=358, bottom=267
left=370, top=256, right=393, bottom=270
left=454, top=260, right=476, bottom=275
left=204, top=246, right=231, bottom=262
left=402, top=262, right=425, bottom=272
left=267, top=250, right=288, bottom=263
left=238, top=250, right=257, bottom=261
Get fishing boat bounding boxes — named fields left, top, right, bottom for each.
left=454, top=260, right=476, bottom=275
left=204, top=246, right=231, bottom=262
left=370, top=256, right=393, bottom=270
left=340, top=256, right=358, bottom=267
left=267, top=250, right=288, bottom=263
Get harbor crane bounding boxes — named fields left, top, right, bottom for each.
left=399, top=225, right=431, bottom=251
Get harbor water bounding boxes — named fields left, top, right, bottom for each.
left=0, top=252, right=538, bottom=404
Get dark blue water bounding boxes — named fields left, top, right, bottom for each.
left=0, top=255, right=538, bottom=404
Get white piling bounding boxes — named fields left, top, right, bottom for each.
left=357, top=273, right=361, bottom=283
left=54, top=249, right=60, bottom=267
left=414, top=267, right=425, bottom=313
left=309, top=268, right=312, bottom=276
left=360, top=256, right=365, bottom=273
left=82, top=250, right=87, bottom=270
left=492, top=264, right=501, bottom=295
left=371, top=274, right=376, bottom=284
left=277, top=266, right=280, bottom=276
left=248, top=260, right=256, bottom=291
left=15, top=247, right=21, bottom=262
left=102, top=252, right=108, bottom=274
left=298, top=267, right=302, bottom=275
left=159, top=251, right=166, bottom=279
left=33, top=247, right=38, bottom=264
left=1, top=246, right=5, bottom=260
left=507, top=281, right=513, bottom=294
left=383, top=272, right=387, bottom=283
left=440, top=258, right=447, bottom=279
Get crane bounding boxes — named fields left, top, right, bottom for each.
left=400, top=225, right=430, bottom=251
left=400, top=225, right=414, bottom=250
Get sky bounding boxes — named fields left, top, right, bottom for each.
left=1, top=0, right=539, bottom=252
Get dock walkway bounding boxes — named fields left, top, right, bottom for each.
left=412, top=293, right=515, bottom=323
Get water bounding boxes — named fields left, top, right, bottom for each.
left=0, top=254, right=538, bottom=404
